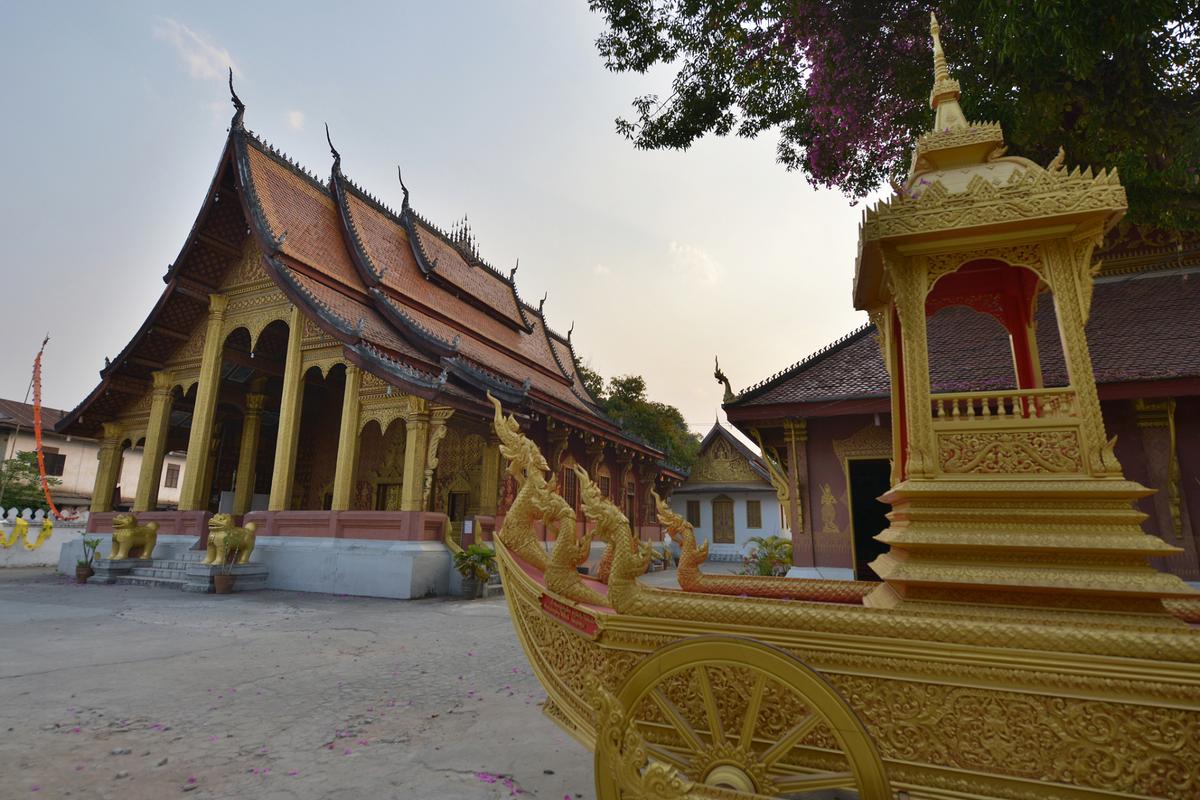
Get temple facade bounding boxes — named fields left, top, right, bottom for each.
left=58, top=84, right=682, bottom=596
left=724, top=225, right=1200, bottom=584
left=668, top=422, right=786, bottom=562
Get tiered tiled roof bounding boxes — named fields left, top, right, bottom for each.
left=57, top=87, right=658, bottom=459
left=727, top=266, right=1200, bottom=412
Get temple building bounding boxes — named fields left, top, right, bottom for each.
left=722, top=114, right=1200, bottom=585
left=668, top=422, right=786, bottom=562
left=57, top=81, right=682, bottom=597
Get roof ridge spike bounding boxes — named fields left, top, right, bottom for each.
left=397, top=166, right=410, bottom=209
left=325, top=123, right=340, bottom=164
left=228, top=67, right=245, bottom=128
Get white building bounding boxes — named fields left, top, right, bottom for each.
left=670, top=422, right=785, bottom=561
left=0, top=399, right=186, bottom=511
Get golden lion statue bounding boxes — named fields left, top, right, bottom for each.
left=203, top=514, right=257, bottom=565
left=109, top=513, right=158, bottom=560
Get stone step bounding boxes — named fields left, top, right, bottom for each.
left=113, top=575, right=186, bottom=590
left=130, top=567, right=188, bottom=580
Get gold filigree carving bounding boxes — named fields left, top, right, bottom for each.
left=938, top=430, right=1084, bottom=474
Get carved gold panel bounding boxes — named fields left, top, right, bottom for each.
left=937, top=429, right=1085, bottom=475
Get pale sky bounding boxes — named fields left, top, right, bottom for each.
left=0, top=1, right=872, bottom=436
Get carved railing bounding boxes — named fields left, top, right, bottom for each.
left=932, top=387, right=1077, bottom=425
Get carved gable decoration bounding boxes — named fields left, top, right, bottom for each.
left=689, top=436, right=763, bottom=485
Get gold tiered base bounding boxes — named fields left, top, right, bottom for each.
left=865, top=478, right=1197, bottom=618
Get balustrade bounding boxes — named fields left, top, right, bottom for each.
left=932, top=388, right=1077, bottom=424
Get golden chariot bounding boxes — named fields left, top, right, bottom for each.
left=487, top=17, right=1200, bottom=800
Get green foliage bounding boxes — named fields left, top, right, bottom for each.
left=739, top=535, right=793, bottom=576
left=79, top=536, right=101, bottom=567
left=453, top=543, right=497, bottom=581
left=588, top=0, right=1200, bottom=229
left=0, top=451, right=60, bottom=512
left=581, top=367, right=701, bottom=470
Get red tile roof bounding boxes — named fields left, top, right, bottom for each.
left=57, top=109, right=647, bottom=457
left=729, top=269, right=1200, bottom=409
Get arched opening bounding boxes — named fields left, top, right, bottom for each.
left=926, top=259, right=1047, bottom=394
left=356, top=417, right=407, bottom=511
left=291, top=364, right=348, bottom=510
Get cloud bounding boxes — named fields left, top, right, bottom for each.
left=592, top=263, right=611, bottom=276
left=668, top=241, right=721, bottom=285
left=153, top=18, right=238, bottom=81
left=287, top=111, right=305, bottom=131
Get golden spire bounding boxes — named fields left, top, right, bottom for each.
left=928, top=12, right=967, bottom=130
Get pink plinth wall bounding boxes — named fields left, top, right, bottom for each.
left=241, top=510, right=448, bottom=541
left=87, top=510, right=212, bottom=537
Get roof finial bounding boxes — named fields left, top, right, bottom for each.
left=325, top=123, right=340, bottom=163
left=228, top=67, right=245, bottom=127
left=397, top=166, right=410, bottom=209
left=714, top=356, right=734, bottom=403
left=930, top=13, right=950, bottom=88
left=927, top=12, right=968, bottom=130
left=539, top=292, right=547, bottom=313
left=567, top=320, right=574, bottom=341
left=509, top=258, right=519, bottom=281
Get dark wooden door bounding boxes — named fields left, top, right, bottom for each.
left=712, top=497, right=735, bottom=543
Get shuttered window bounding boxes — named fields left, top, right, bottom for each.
left=746, top=500, right=762, bottom=529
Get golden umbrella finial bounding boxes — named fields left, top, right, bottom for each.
left=927, top=11, right=966, bottom=128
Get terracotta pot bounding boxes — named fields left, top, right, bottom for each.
left=75, top=565, right=91, bottom=584
left=213, top=573, right=236, bottom=594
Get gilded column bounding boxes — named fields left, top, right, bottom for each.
left=892, top=259, right=935, bottom=478
left=331, top=365, right=363, bottom=511
left=399, top=397, right=430, bottom=511
left=200, top=430, right=222, bottom=510
left=132, top=371, right=175, bottom=512
left=90, top=423, right=124, bottom=513
left=478, top=434, right=501, bottom=516
left=178, top=294, right=229, bottom=510
left=784, top=419, right=814, bottom=563
left=1046, top=239, right=1119, bottom=475
left=233, top=390, right=267, bottom=515
left=268, top=305, right=306, bottom=511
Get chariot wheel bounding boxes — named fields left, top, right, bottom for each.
left=592, top=636, right=891, bottom=800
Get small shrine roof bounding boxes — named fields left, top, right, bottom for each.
left=728, top=266, right=1200, bottom=412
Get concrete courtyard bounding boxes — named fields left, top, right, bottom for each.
left=0, top=568, right=596, bottom=800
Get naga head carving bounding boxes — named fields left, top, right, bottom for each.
left=574, top=465, right=629, bottom=542
left=488, top=391, right=548, bottom=483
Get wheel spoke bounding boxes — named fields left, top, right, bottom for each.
left=739, top=673, right=766, bottom=751
left=650, top=687, right=708, bottom=753
left=642, top=741, right=692, bottom=772
left=696, top=666, right=724, bottom=743
left=760, top=714, right=821, bottom=770
left=773, top=770, right=856, bottom=793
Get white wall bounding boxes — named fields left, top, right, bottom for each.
left=669, top=490, right=784, bottom=561
left=2, top=430, right=186, bottom=508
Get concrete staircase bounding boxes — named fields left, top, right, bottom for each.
left=113, top=550, right=206, bottom=590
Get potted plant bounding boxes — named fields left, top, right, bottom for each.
left=738, top=535, right=793, bottom=577
left=212, top=545, right=240, bottom=595
left=453, top=543, right=496, bottom=599
left=75, top=536, right=100, bottom=584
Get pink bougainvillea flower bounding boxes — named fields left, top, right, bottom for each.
left=287, top=770, right=299, bottom=777
left=475, top=772, right=498, bottom=783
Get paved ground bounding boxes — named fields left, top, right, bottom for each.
left=0, top=568, right=597, bottom=800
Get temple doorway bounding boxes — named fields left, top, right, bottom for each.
left=711, top=496, right=735, bottom=544
left=848, top=459, right=891, bottom=581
